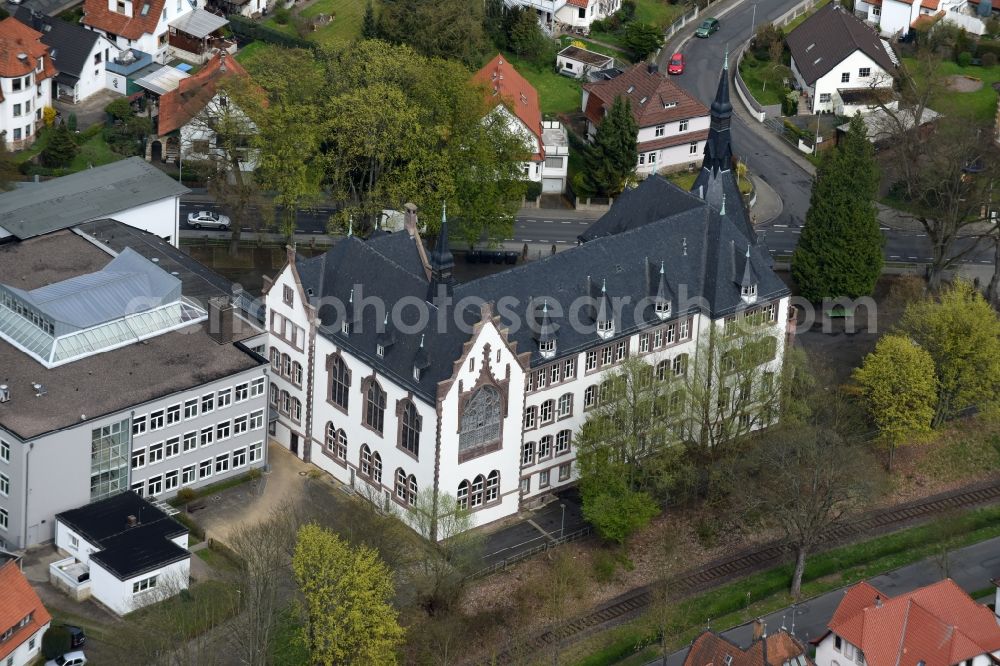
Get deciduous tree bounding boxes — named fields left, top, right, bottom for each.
left=792, top=114, right=882, bottom=300
left=853, top=334, right=937, bottom=469
left=583, top=95, right=638, bottom=197
left=376, top=0, right=489, bottom=66
left=624, top=22, right=662, bottom=61
left=292, top=523, right=405, bottom=665
left=900, top=280, right=1000, bottom=426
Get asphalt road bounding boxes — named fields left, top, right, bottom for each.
left=651, top=533, right=1000, bottom=664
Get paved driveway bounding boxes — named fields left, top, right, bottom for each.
left=480, top=487, right=588, bottom=568
left=54, top=89, right=122, bottom=130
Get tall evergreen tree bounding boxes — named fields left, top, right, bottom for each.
left=40, top=123, right=78, bottom=168
left=362, top=1, right=378, bottom=40
left=583, top=95, right=638, bottom=197
left=791, top=114, right=882, bottom=300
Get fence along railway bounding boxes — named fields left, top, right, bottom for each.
left=486, top=475, right=1000, bottom=663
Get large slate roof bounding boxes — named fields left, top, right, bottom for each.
left=56, top=491, right=189, bottom=580
left=786, top=2, right=896, bottom=85
left=13, top=8, right=103, bottom=80
left=0, top=157, right=189, bottom=240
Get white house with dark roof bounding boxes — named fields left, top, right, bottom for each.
left=787, top=3, right=899, bottom=115
left=557, top=45, right=616, bottom=79
left=506, top=0, right=622, bottom=33
left=263, top=63, right=791, bottom=537
left=52, top=491, right=190, bottom=615
left=0, top=221, right=268, bottom=551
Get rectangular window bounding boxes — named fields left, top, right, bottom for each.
left=12, top=129, right=20, bottom=141
left=216, top=421, right=231, bottom=441
left=132, top=575, right=158, bottom=594
left=166, top=403, right=181, bottom=425
left=182, top=465, right=196, bottom=485
left=536, top=369, right=547, bottom=389
left=165, top=437, right=180, bottom=458
left=586, top=350, right=598, bottom=371
left=215, top=453, right=230, bottom=474
left=131, top=480, right=144, bottom=497
left=0, top=507, right=7, bottom=530
left=182, top=431, right=197, bottom=452
left=0, top=472, right=9, bottom=496
left=0, top=440, right=8, bottom=463
left=559, top=463, right=571, bottom=481
left=859, top=67, right=871, bottom=78
left=655, top=124, right=665, bottom=137
left=217, top=388, right=232, bottom=409
left=539, top=469, right=550, bottom=488
left=639, top=333, right=650, bottom=353
left=235, top=383, right=249, bottom=403
left=638, top=153, right=646, bottom=165
left=249, top=409, right=264, bottom=430
left=648, top=152, right=657, bottom=164
left=201, top=392, right=215, bottom=414
left=680, top=318, right=690, bottom=339
left=249, top=441, right=263, bottom=463
left=183, top=399, right=198, bottom=420
left=283, top=284, right=294, bottom=305
left=233, top=414, right=249, bottom=435
left=164, top=469, right=179, bottom=492
left=841, top=72, right=850, bottom=83
left=564, top=358, right=575, bottom=378
left=149, top=410, right=165, bottom=430
left=147, top=475, right=162, bottom=496
left=679, top=119, right=689, bottom=132
left=148, top=441, right=163, bottom=464
left=601, top=346, right=613, bottom=366
left=524, top=406, right=536, bottom=430
left=689, top=142, right=698, bottom=154
left=199, top=458, right=213, bottom=479
left=200, top=427, right=214, bottom=447
left=614, top=340, right=627, bottom=362
left=232, top=447, right=247, bottom=468
left=12, top=105, right=19, bottom=118
left=11, top=79, right=20, bottom=92
left=819, top=93, right=832, bottom=103
left=250, top=377, right=265, bottom=397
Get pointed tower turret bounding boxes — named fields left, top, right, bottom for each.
left=703, top=49, right=733, bottom=176
left=535, top=299, right=558, bottom=358
left=413, top=334, right=431, bottom=381
left=375, top=312, right=395, bottom=357
left=653, top=260, right=672, bottom=320
left=739, top=244, right=758, bottom=303
left=595, top=278, right=614, bottom=339
left=429, top=203, right=455, bottom=299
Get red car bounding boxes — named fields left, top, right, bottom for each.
left=667, top=53, right=685, bottom=75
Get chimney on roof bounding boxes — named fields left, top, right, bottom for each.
left=126, top=514, right=138, bottom=528
left=874, top=594, right=882, bottom=608
left=0, top=385, right=8, bottom=403
left=403, top=202, right=419, bottom=238
left=208, top=296, right=234, bottom=345
left=752, top=618, right=766, bottom=642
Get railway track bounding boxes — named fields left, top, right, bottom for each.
left=489, top=475, right=1000, bottom=663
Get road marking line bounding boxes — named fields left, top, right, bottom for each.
left=908, top=256, right=918, bottom=259
left=890, top=255, right=901, bottom=259
left=525, top=219, right=536, bottom=223
left=543, top=220, right=554, bottom=224
left=790, top=230, right=800, bottom=234
left=522, top=239, right=533, bottom=242
left=504, top=238, right=515, bottom=241
left=774, top=224, right=788, bottom=227
left=880, top=227, right=890, bottom=230
left=561, top=221, right=572, bottom=224
left=916, top=233, right=926, bottom=237
left=773, top=230, right=785, bottom=233
left=556, top=240, right=568, bottom=243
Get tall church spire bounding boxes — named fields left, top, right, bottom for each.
left=702, top=55, right=733, bottom=174
left=429, top=202, right=455, bottom=298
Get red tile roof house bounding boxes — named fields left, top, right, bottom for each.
left=813, top=579, right=1000, bottom=666
left=0, top=556, right=52, bottom=666
left=507, top=0, right=624, bottom=35
left=685, top=621, right=814, bottom=666
left=0, top=18, right=55, bottom=151
left=582, top=63, right=710, bottom=176
left=472, top=55, right=570, bottom=194
left=149, top=52, right=261, bottom=172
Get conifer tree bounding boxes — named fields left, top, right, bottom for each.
left=362, top=1, right=377, bottom=40
left=40, top=123, right=78, bottom=168
left=583, top=95, right=638, bottom=197
left=791, top=114, right=882, bottom=300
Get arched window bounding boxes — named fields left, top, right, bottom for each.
left=394, top=469, right=417, bottom=505
left=360, top=444, right=372, bottom=477
left=457, top=480, right=469, bottom=510
left=269, top=347, right=280, bottom=370
left=584, top=385, right=597, bottom=410
left=540, top=399, right=554, bottom=424
left=555, top=429, right=571, bottom=454
left=336, top=429, right=347, bottom=460
left=485, top=470, right=500, bottom=502
left=365, top=379, right=386, bottom=433
left=292, top=361, right=303, bottom=386
left=557, top=393, right=573, bottom=417
left=325, top=422, right=336, bottom=451
left=459, top=386, right=502, bottom=453
left=522, top=441, right=535, bottom=466
left=407, top=474, right=417, bottom=506
left=372, top=452, right=382, bottom=483
left=282, top=353, right=291, bottom=378
left=470, top=474, right=485, bottom=507
left=656, top=360, right=670, bottom=381
left=290, top=398, right=301, bottom=422
left=328, top=355, right=350, bottom=410
left=395, top=468, right=407, bottom=502
left=672, top=354, right=688, bottom=377
left=400, top=400, right=421, bottom=457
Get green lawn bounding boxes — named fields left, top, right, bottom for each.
left=70, top=131, right=120, bottom=170
left=783, top=0, right=831, bottom=32
left=559, top=34, right=631, bottom=62
left=300, top=0, right=375, bottom=47
left=588, top=26, right=631, bottom=51
left=633, top=0, right=684, bottom=28
left=738, top=56, right=790, bottom=107
left=902, top=56, right=1000, bottom=124
left=502, top=51, right=583, bottom=116
left=235, top=40, right=275, bottom=64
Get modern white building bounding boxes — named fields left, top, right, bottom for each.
left=263, top=64, right=791, bottom=537
left=0, top=556, right=51, bottom=666
left=787, top=3, right=899, bottom=115
left=556, top=44, right=616, bottom=79
left=506, top=0, right=622, bottom=33
left=473, top=55, right=570, bottom=194
left=0, top=156, right=190, bottom=246
left=13, top=8, right=121, bottom=105
left=52, top=491, right=191, bottom=615
left=0, top=219, right=268, bottom=551
left=83, top=0, right=203, bottom=65
left=583, top=63, right=711, bottom=174
left=0, top=18, right=54, bottom=151
left=854, top=0, right=982, bottom=37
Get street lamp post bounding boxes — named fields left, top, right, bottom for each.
left=751, top=2, right=758, bottom=38
left=560, top=503, right=566, bottom=539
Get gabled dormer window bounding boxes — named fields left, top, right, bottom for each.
left=376, top=344, right=385, bottom=358
left=654, top=300, right=670, bottom=319
left=741, top=284, right=758, bottom=303
left=596, top=319, right=614, bottom=339
left=539, top=338, right=556, bottom=358
left=341, top=321, right=350, bottom=335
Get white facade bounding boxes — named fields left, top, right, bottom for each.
left=0, top=63, right=50, bottom=151
left=178, top=93, right=258, bottom=172
left=1, top=624, right=48, bottom=666
left=815, top=632, right=1000, bottom=666
left=86, top=0, right=202, bottom=65
left=792, top=49, right=894, bottom=114
left=58, top=38, right=121, bottom=103
left=107, top=196, right=182, bottom=246
left=489, top=105, right=569, bottom=193
left=264, top=248, right=789, bottom=536
left=634, top=115, right=711, bottom=174
left=506, top=0, right=621, bottom=31
left=54, top=520, right=191, bottom=615
left=556, top=49, right=614, bottom=79
left=855, top=0, right=972, bottom=36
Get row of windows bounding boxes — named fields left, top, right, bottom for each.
left=520, top=463, right=571, bottom=494
left=580, top=359, right=688, bottom=412
left=0, top=610, right=33, bottom=643
left=0, top=290, right=53, bottom=335
left=270, top=386, right=303, bottom=423
left=525, top=357, right=577, bottom=393
left=132, top=378, right=264, bottom=436
left=524, top=393, right=574, bottom=430
left=355, top=443, right=418, bottom=506
left=521, top=430, right=572, bottom=465
left=457, top=471, right=500, bottom=510
left=131, top=411, right=263, bottom=469
left=0, top=440, right=7, bottom=463
left=654, top=119, right=689, bottom=137
left=270, top=348, right=303, bottom=387
left=0, top=472, right=8, bottom=496
left=131, top=442, right=262, bottom=499
left=636, top=318, right=692, bottom=355
left=271, top=311, right=304, bottom=351
left=723, top=303, right=778, bottom=334
left=132, top=574, right=158, bottom=594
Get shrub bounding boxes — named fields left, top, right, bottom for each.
left=67, top=113, right=77, bottom=132
left=176, top=487, right=197, bottom=504
left=958, top=50, right=973, bottom=67
left=42, top=626, right=71, bottom=659
left=105, top=97, right=132, bottom=121
left=273, top=5, right=291, bottom=24
left=591, top=550, right=618, bottom=582
left=983, top=52, right=998, bottom=67
left=525, top=180, right=543, bottom=199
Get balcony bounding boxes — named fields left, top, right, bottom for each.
left=49, top=557, right=91, bottom=602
